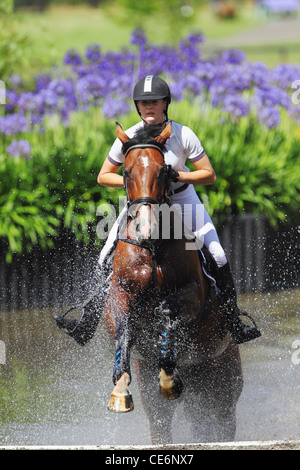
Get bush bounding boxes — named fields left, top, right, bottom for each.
left=0, top=1, right=32, bottom=83
left=1, top=28, right=300, bottom=260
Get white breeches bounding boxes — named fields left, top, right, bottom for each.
left=99, top=186, right=227, bottom=268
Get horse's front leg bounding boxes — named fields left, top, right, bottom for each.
left=108, top=316, right=134, bottom=412
left=106, top=284, right=134, bottom=413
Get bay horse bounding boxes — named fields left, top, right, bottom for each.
left=103, top=122, right=243, bottom=444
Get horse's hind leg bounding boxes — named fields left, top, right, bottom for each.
left=108, top=318, right=134, bottom=412
left=210, top=341, right=243, bottom=441
left=158, top=312, right=183, bottom=400
left=135, top=359, right=176, bottom=445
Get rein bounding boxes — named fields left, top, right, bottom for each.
left=120, top=143, right=170, bottom=292
left=119, top=142, right=189, bottom=293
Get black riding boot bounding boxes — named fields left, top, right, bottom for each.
left=217, top=263, right=261, bottom=344
left=53, top=263, right=109, bottom=346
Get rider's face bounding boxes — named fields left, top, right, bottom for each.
left=137, top=99, right=167, bottom=125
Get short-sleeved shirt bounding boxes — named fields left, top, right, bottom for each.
left=107, top=120, right=206, bottom=192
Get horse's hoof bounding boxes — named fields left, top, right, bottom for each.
left=107, top=392, right=134, bottom=412
left=159, top=368, right=184, bottom=400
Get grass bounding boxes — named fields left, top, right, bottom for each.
left=14, top=3, right=267, bottom=73
left=16, top=5, right=131, bottom=71
left=5, top=3, right=300, bottom=80
left=233, top=43, right=300, bottom=67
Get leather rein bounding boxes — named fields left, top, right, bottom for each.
left=118, top=143, right=188, bottom=291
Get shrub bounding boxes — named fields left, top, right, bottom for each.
left=1, top=29, right=300, bottom=260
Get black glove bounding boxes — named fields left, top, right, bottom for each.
left=166, top=165, right=179, bottom=183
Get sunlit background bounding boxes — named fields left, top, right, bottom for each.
left=0, top=0, right=299, bottom=447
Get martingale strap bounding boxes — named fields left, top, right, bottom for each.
left=117, top=233, right=160, bottom=291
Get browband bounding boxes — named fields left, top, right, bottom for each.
left=124, top=144, right=164, bottom=158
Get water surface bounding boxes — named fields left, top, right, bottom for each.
left=0, top=288, right=299, bottom=445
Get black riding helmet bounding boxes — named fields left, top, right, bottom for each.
left=133, top=75, right=171, bottom=121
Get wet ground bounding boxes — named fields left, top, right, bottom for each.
left=0, top=288, right=299, bottom=446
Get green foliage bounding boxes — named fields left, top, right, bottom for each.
left=0, top=109, right=123, bottom=261
left=0, top=1, right=32, bottom=82
left=171, top=101, right=300, bottom=227
left=1, top=103, right=300, bottom=261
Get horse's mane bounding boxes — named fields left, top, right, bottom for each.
left=122, top=125, right=167, bottom=156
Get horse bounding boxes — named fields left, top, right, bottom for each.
left=103, top=122, right=243, bottom=444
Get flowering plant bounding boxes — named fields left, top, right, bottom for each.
left=0, top=29, right=300, bottom=259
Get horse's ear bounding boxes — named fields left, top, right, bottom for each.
left=155, top=122, right=172, bottom=144
left=116, top=122, right=130, bottom=144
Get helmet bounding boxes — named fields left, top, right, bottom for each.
left=133, top=75, right=171, bottom=121
left=133, top=75, right=171, bottom=103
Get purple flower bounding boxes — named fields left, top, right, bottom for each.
left=34, top=74, right=52, bottom=92
left=254, top=85, right=290, bottom=109
left=209, top=80, right=228, bottom=107
left=182, top=75, right=204, bottom=97
left=38, top=88, right=59, bottom=111
left=48, top=79, right=75, bottom=97
left=246, top=61, right=270, bottom=88
left=2, top=28, right=298, bottom=132
left=186, top=31, right=205, bottom=44
left=102, top=96, right=130, bottom=118
left=222, top=95, right=249, bottom=118
left=77, top=74, right=105, bottom=107
left=4, top=90, right=19, bottom=112
left=169, top=80, right=185, bottom=101
left=0, top=113, right=27, bottom=135
left=8, top=74, right=23, bottom=91
left=130, top=28, right=148, bottom=48
left=257, top=106, right=281, bottom=129
left=271, top=63, right=300, bottom=89
left=64, top=48, right=82, bottom=66
left=85, top=44, right=102, bottom=62
left=220, top=49, right=246, bottom=65
left=18, top=92, right=41, bottom=113
left=6, top=139, right=31, bottom=159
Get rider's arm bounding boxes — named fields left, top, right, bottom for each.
left=177, top=154, right=216, bottom=186
left=97, top=158, right=124, bottom=187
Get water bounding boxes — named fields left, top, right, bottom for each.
left=0, top=289, right=299, bottom=446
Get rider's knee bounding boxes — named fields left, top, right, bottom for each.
left=207, top=241, right=227, bottom=268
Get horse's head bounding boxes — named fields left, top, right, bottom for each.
left=116, top=122, right=172, bottom=244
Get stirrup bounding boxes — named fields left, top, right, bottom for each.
left=231, top=310, right=262, bottom=345
left=53, top=302, right=99, bottom=347
left=239, top=310, right=260, bottom=329
left=53, top=305, right=81, bottom=337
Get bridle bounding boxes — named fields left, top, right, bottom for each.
left=119, top=142, right=189, bottom=291
left=120, top=142, right=172, bottom=291
left=122, top=143, right=172, bottom=217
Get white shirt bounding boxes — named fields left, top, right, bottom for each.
left=107, top=120, right=206, bottom=193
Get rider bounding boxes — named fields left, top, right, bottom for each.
left=54, top=75, right=261, bottom=346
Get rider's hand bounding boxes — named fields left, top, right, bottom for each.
left=167, top=166, right=179, bottom=183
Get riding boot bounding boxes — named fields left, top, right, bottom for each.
left=217, top=263, right=261, bottom=344
left=53, top=263, right=110, bottom=346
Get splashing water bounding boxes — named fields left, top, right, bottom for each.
left=0, top=288, right=299, bottom=446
